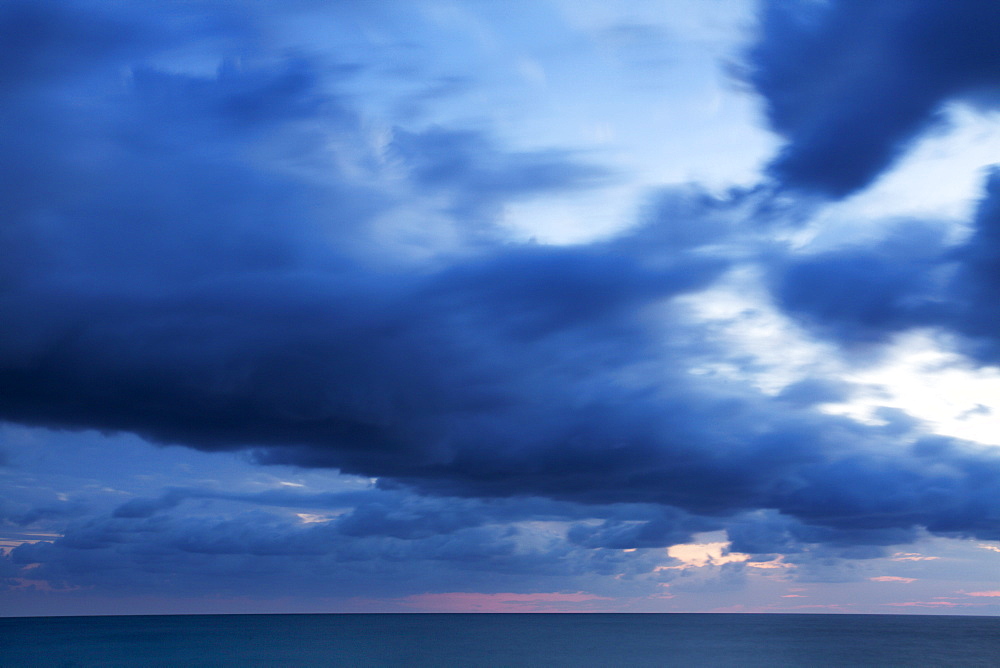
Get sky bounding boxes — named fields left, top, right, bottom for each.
left=2, top=0, right=1000, bottom=616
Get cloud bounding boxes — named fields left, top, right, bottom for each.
left=567, top=511, right=719, bottom=551
left=775, top=378, right=853, bottom=408
left=0, top=0, right=152, bottom=94
left=746, top=0, right=1000, bottom=197
left=389, top=126, right=616, bottom=223
left=2, top=0, right=1000, bottom=610
left=767, top=169, right=1000, bottom=366
left=890, top=552, right=940, bottom=562
left=3, top=496, right=670, bottom=600
left=767, top=218, right=952, bottom=344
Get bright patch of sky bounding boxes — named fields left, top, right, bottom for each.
left=818, top=331, right=1000, bottom=446
left=822, top=103, right=1000, bottom=226
left=685, top=281, right=1000, bottom=448
left=256, top=0, right=776, bottom=244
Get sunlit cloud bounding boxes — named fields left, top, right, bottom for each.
left=664, top=540, right=750, bottom=569
left=819, top=331, right=1000, bottom=447
left=890, top=553, right=940, bottom=562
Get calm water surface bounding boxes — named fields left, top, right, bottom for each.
left=2, top=613, right=999, bottom=667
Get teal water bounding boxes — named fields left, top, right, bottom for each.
left=2, top=613, right=999, bottom=667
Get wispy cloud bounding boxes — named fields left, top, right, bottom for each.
left=891, top=552, right=940, bottom=562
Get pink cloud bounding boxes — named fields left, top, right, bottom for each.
left=785, top=604, right=853, bottom=611
left=963, top=590, right=1000, bottom=597
left=890, top=552, right=940, bottom=562
left=399, top=591, right=612, bottom=613
left=884, top=601, right=959, bottom=608
left=869, top=576, right=916, bottom=583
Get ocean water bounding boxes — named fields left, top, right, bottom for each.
left=2, top=613, right=999, bottom=667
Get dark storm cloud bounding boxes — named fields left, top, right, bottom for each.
left=4, top=502, right=659, bottom=599
left=747, top=0, right=1000, bottom=197
left=724, top=511, right=935, bottom=579
left=769, top=169, right=1000, bottom=365
left=107, top=485, right=713, bottom=548
left=946, top=170, right=1000, bottom=362
left=1, top=480, right=810, bottom=599
left=3, top=0, right=1000, bottom=579
left=768, top=219, right=953, bottom=344
left=0, top=0, right=730, bottom=507
left=566, top=510, right=719, bottom=550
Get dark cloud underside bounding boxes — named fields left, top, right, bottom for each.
left=748, top=0, right=1000, bottom=197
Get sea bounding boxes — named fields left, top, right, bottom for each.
left=2, top=613, right=999, bottom=667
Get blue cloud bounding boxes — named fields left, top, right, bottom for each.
left=768, top=220, right=952, bottom=344
left=767, top=169, right=1000, bottom=366
left=390, top=127, right=616, bottom=223
left=747, top=0, right=1000, bottom=197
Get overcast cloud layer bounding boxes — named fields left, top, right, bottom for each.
left=2, top=0, right=1000, bottom=614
